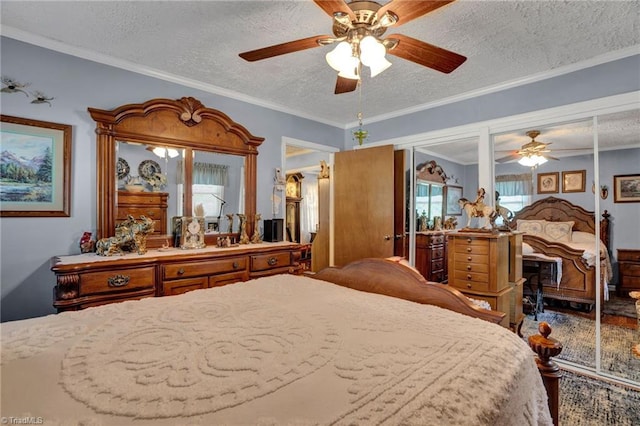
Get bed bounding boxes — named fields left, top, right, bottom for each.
left=508, top=196, right=612, bottom=308
left=1, top=258, right=554, bottom=425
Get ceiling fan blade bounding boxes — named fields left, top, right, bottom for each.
left=386, top=34, right=466, bottom=73
left=313, top=0, right=356, bottom=21
left=239, top=35, right=332, bottom=62
left=334, top=76, right=358, bottom=94
left=495, top=152, right=520, bottom=163
left=377, top=0, right=455, bottom=27
left=544, top=155, right=559, bottom=161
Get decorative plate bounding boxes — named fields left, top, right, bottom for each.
left=117, top=157, right=130, bottom=180
left=138, top=159, right=161, bottom=180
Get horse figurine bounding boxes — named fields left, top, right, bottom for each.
left=457, top=188, right=498, bottom=229
left=96, top=215, right=155, bottom=256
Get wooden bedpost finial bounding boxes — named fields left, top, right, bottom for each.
left=528, top=321, right=562, bottom=426
left=529, top=322, right=563, bottom=366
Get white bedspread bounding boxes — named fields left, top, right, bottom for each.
left=1, top=275, right=551, bottom=425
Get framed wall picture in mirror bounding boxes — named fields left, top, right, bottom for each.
left=444, top=185, right=463, bottom=216
left=613, top=174, right=640, bottom=203
left=537, top=172, right=559, bottom=194
left=562, top=170, right=586, bottom=193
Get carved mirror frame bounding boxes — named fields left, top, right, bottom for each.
left=89, top=97, right=264, bottom=244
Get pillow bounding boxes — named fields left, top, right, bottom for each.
left=571, top=231, right=596, bottom=244
left=522, top=242, right=535, bottom=255
left=516, top=219, right=547, bottom=236
left=543, top=221, right=574, bottom=242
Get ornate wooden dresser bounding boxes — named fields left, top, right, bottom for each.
left=51, top=242, right=303, bottom=311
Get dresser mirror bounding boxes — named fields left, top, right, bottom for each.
left=415, top=181, right=444, bottom=229
left=90, top=97, right=264, bottom=247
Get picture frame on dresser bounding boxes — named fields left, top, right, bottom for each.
left=613, top=174, right=640, bottom=203
left=537, top=172, right=559, bottom=194
left=561, top=169, right=586, bottom=193
left=444, top=185, right=463, bottom=215
left=0, top=115, right=72, bottom=217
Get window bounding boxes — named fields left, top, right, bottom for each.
left=495, top=173, right=533, bottom=224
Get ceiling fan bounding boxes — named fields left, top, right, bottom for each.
left=239, top=0, right=467, bottom=94
left=495, top=130, right=559, bottom=166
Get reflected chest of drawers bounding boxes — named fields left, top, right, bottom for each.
left=447, top=232, right=510, bottom=327
left=415, top=232, right=448, bottom=282
left=617, top=249, right=640, bottom=296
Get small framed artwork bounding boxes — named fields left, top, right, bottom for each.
left=613, top=174, right=640, bottom=203
left=206, top=220, right=219, bottom=233
left=537, top=172, right=559, bottom=194
left=562, top=170, right=586, bottom=193
left=444, top=185, right=463, bottom=215
left=1, top=115, right=72, bottom=217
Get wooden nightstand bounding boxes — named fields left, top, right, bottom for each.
left=617, top=249, right=640, bottom=297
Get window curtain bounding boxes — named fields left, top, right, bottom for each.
left=495, top=173, right=533, bottom=196
left=176, top=161, right=229, bottom=185
left=300, top=175, right=319, bottom=244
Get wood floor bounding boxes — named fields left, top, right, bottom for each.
left=542, top=301, right=637, bottom=329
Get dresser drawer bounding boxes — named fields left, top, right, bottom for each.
left=163, top=256, right=247, bottom=279
left=618, top=250, right=640, bottom=262
left=251, top=252, right=292, bottom=272
left=450, top=271, right=490, bottom=292
left=79, top=266, right=155, bottom=296
left=431, top=258, right=445, bottom=272
left=431, top=246, right=445, bottom=259
left=453, top=261, right=490, bottom=274
left=452, top=253, right=488, bottom=264
left=453, top=243, right=489, bottom=255
left=209, top=271, right=249, bottom=288
left=429, top=234, right=445, bottom=245
left=117, top=207, right=164, bottom=221
left=163, top=277, right=207, bottom=296
left=620, top=263, right=640, bottom=277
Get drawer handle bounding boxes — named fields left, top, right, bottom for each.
left=466, top=265, right=472, bottom=271
left=267, top=257, right=278, bottom=266
left=466, top=274, right=472, bottom=280
left=467, top=283, right=472, bottom=289
left=177, top=268, right=185, bottom=275
left=108, top=274, right=130, bottom=287
left=466, top=247, right=472, bottom=252
left=232, top=262, right=239, bottom=269
left=467, top=256, right=472, bottom=261
left=466, top=238, right=472, bottom=243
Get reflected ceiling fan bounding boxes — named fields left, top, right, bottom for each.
left=239, top=0, right=467, bottom=94
left=496, top=130, right=559, bottom=167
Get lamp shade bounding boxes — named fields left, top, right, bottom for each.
left=518, top=155, right=548, bottom=167
left=326, top=41, right=352, bottom=72
left=337, top=55, right=361, bottom=80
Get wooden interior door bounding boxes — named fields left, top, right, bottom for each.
left=334, top=145, right=395, bottom=266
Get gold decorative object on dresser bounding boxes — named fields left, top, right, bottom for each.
left=618, top=248, right=640, bottom=296
left=447, top=231, right=511, bottom=328
left=415, top=231, right=448, bottom=282
left=51, top=243, right=303, bottom=311
left=116, top=191, right=168, bottom=235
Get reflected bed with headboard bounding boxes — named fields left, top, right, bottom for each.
left=1, top=258, right=555, bottom=425
left=508, top=196, right=612, bottom=307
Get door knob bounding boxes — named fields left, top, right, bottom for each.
left=384, top=235, right=392, bottom=241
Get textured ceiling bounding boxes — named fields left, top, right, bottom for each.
left=2, top=1, right=639, bottom=166
left=2, top=0, right=639, bottom=129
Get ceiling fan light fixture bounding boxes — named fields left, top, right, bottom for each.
left=368, top=56, right=392, bottom=77
left=337, top=56, right=361, bottom=80
left=326, top=41, right=353, bottom=71
left=518, top=155, right=547, bottom=168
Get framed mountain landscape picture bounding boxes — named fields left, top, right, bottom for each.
left=1, top=115, right=71, bottom=217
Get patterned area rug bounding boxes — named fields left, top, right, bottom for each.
left=603, top=295, right=638, bottom=318
left=561, top=371, right=640, bottom=426
left=521, top=311, right=640, bottom=383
